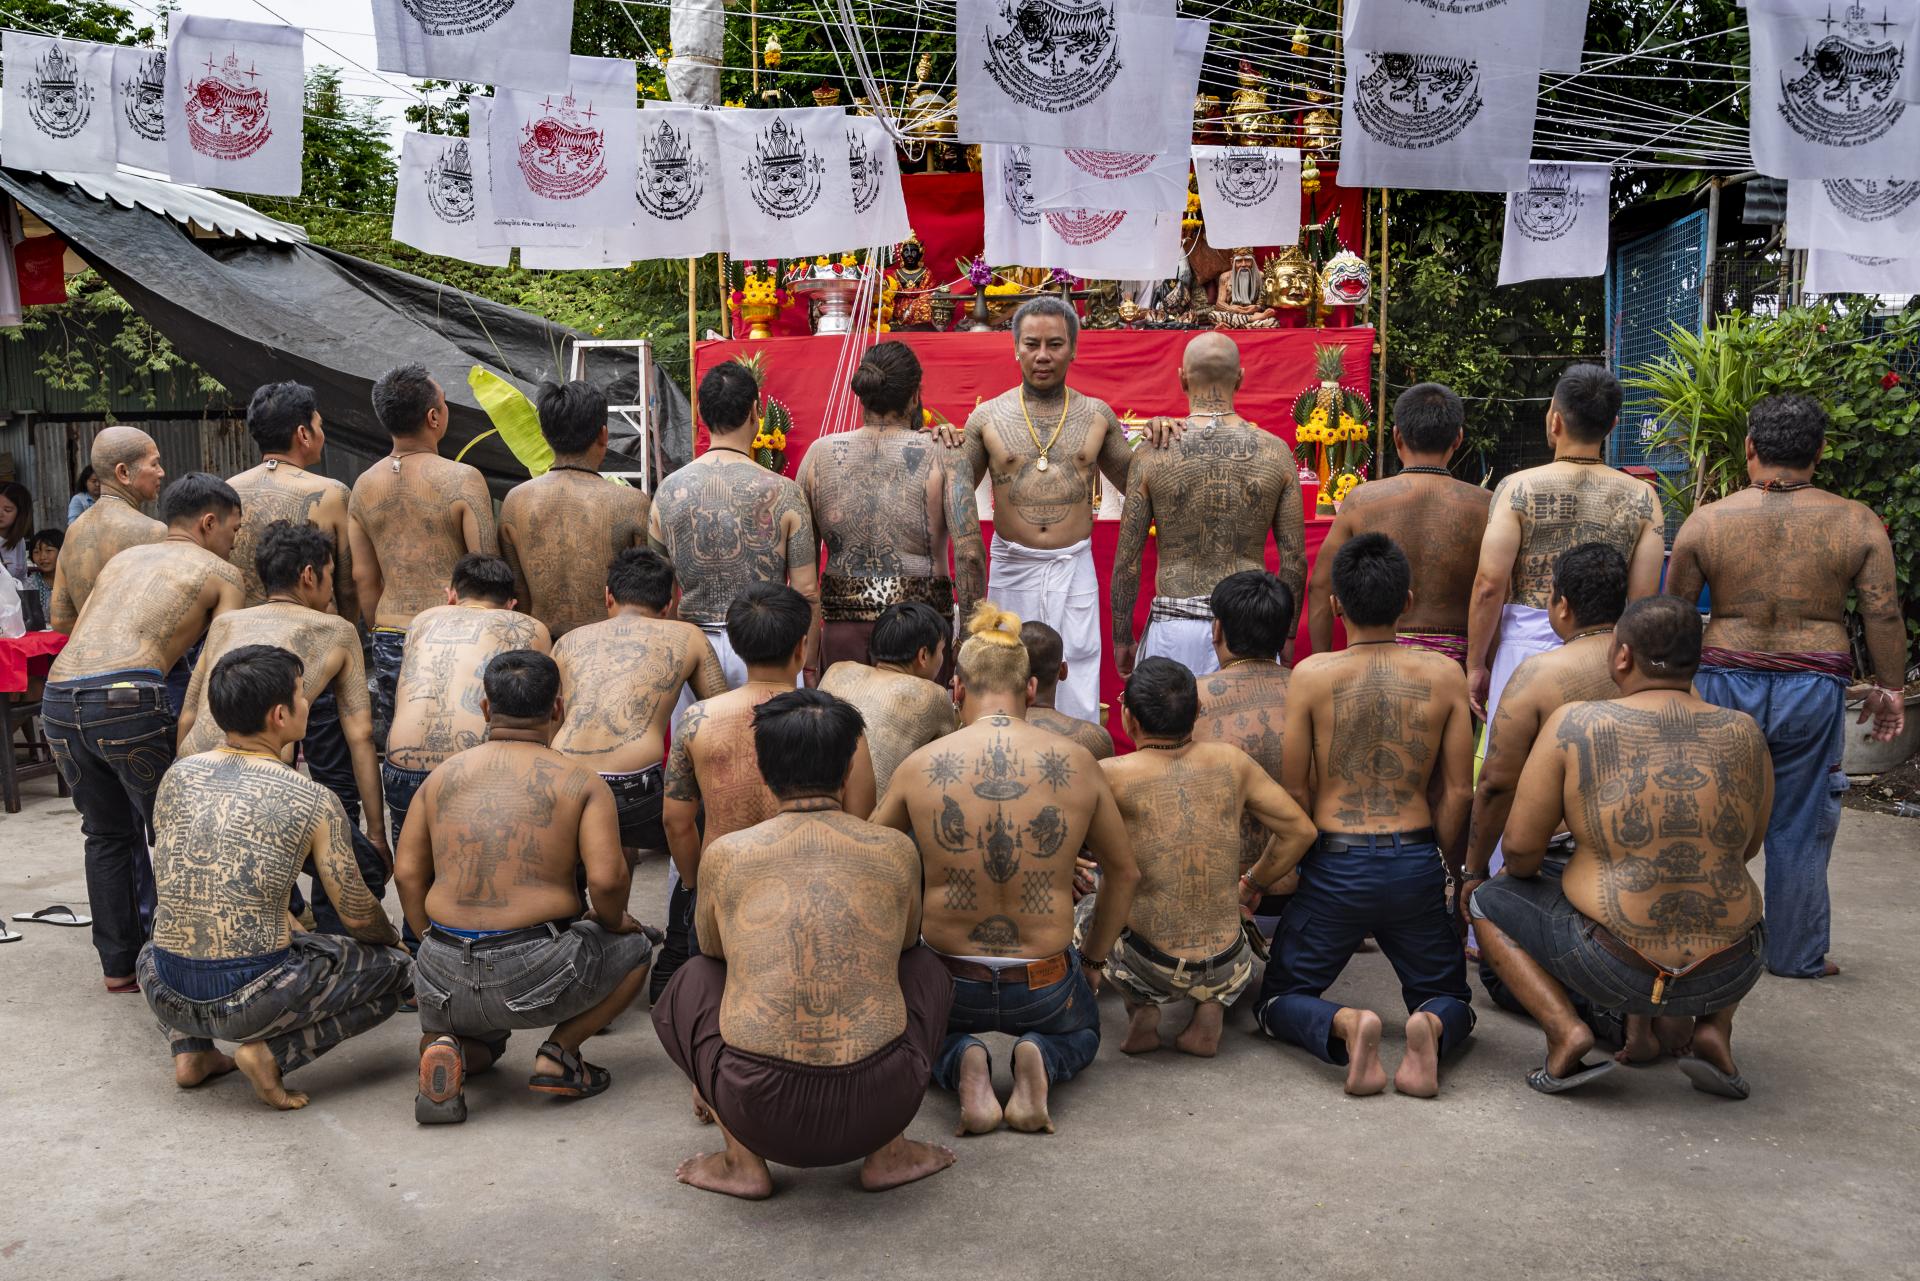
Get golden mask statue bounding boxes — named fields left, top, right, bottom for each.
left=1228, top=58, right=1269, bottom=145
left=904, top=54, right=954, bottom=140
left=1302, top=108, right=1339, bottom=156
left=1263, top=245, right=1316, bottom=310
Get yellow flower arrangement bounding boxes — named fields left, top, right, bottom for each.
left=1332, top=471, right=1360, bottom=501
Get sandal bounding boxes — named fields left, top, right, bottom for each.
left=528, top=1040, right=611, bottom=1099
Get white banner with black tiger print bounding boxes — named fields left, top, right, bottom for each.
left=1345, top=0, right=1549, bottom=68
left=844, top=115, right=912, bottom=248
left=164, top=15, right=305, bottom=196
left=1740, top=0, right=1920, bottom=103
left=2, top=34, right=117, bottom=174
left=371, top=0, right=574, bottom=92
left=111, top=46, right=168, bottom=173
left=956, top=0, right=1206, bottom=156
left=1787, top=177, right=1920, bottom=255
left=1804, top=247, right=1920, bottom=294
left=488, top=56, right=640, bottom=243
left=983, top=144, right=1182, bottom=276
left=1337, top=48, right=1538, bottom=192
left=1747, top=0, right=1920, bottom=178
left=394, top=131, right=511, bottom=266
left=1192, top=146, right=1302, bottom=247
left=1026, top=145, right=1191, bottom=214
left=1497, top=160, right=1610, bottom=285
left=713, top=106, right=859, bottom=259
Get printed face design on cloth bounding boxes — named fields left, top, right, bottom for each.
left=399, top=0, right=516, bottom=37
left=984, top=0, right=1123, bottom=112
left=1779, top=3, right=1907, bottom=146
left=848, top=128, right=884, bottom=214
left=1004, top=145, right=1039, bottom=226
left=25, top=42, right=95, bottom=140
left=120, top=49, right=166, bottom=142
left=1822, top=176, right=1920, bottom=221
left=639, top=118, right=704, bottom=220
left=184, top=48, right=272, bottom=160
left=1217, top=148, right=1281, bottom=207
left=426, top=139, right=478, bottom=223
left=1513, top=165, right=1583, bottom=241
left=1352, top=51, right=1483, bottom=149
left=518, top=90, right=606, bottom=199
left=747, top=117, right=825, bottom=219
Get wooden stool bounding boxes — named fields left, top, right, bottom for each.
left=1, top=695, right=67, bottom=814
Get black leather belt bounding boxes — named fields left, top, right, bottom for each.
left=1317, top=828, right=1437, bottom=854
left=426, top=918, right=575, bottom=949
left=1121, top=927, right=1244, bottom=971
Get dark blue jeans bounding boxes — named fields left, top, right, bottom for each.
left=381, top=759, right=433, bottom=952
left=649, top=878, right=702, bottom=1003
left=1256, top=834, right=1475, bottom=1064
left=41, top=673, right=175, bottom=977
left=931, top=952, right=1101, bottom=1088
left=301, top=692, right=388, bottom=936
left=1694, top=667, right=1848, bottom=978
left=369, top=627, right=407, bottom=752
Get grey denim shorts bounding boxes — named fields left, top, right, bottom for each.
left=413, top=919, right=653, bottom=1037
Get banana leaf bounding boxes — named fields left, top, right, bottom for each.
left=459, top=366, right=554, bottom=477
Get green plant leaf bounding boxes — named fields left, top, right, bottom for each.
left=464, top=366, right=554, bottom=476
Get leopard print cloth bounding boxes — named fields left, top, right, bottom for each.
left=819, top=573, right=955, bottom=624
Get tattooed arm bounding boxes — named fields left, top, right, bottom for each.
left=1625, top=485, right=1666, bottom=602
left=1272, top=464, right=1307, bottom=610
left=1464, top=670, right=1541, bottom=878
left=49, top=552, right=78, bottom=633
left=334, top=641, right=389, bottom=864
left=843, top=735, right=878, bottom=819
left=782, top=490, right=824, bottom=679
left=1240, top=753, right=1319, bottom=891
left=957, top=410, right=992, bottom=502
left=688, top=633, right=730, bottom=700
left=1664, top=512, right=1706, bottom=608
left=692, top=842, right=727, bottom=959
left=1853, top=510, right=1908, bottom=697
left=1093, top=401, right=1136, bottom=495
left=456, top=467, right=499, bottom=555
left=663, top=703, right=704, bottom=884
left=1430, top=663, right=1476, bottom=877
left=1467, top=480, right=1523, bottom=714
left=1307, top=506, right=1354, bottom=656
left=1078, top=769, right=1139, bottom=963
left=498, top=507, right=532, bottom=620
left=1278, top=661, right=1319, bottom=814
left=310, top=789, right=400, bottom=946
left=347, top=501, right=384, bottom=624
left=869, top=774, right=910, bottom=833
left=324, top=491, right=361, bottom=627
left=1110, top=450, right=1152, bottom=674
left=1501, top=708, right=1570, bottom=878
left=175, top=621, right=218, bottom=749
left=579, top=777, right=636, bottom=930
left=646, top=500, right=669, bottom=557
left=393, top=774, right=435, bottom=938
left=945, top=449, right=987, bottom=621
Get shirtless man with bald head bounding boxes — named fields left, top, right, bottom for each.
left=49, top=424, right=167, bottom=632
left=499, top=380, right=653, bottom=641
left=44, top=473, right=244, bottom=988
left=226, top=382, right=357, bottom=621
left=176, top=521, right=389, bottom=934
left=349, top=363, right=498, bottom=745
left=1112, top=331, right=1307, bottom=679
left=818, top=601, right=956, bottom=797
left=550, top=548, right=727, bottom=860
left=1309, top=382, right=1491, bottom=665
left=875, top=603, right=1140, bottom=1136
left=1019, top=621, right=1113, bottom=758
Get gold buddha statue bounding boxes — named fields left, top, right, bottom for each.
left=1302, top=108, right=1339, bottom=156
left=904, top=54, right=954, bottom=142
left=1263, top=246, right=1316, bottom=311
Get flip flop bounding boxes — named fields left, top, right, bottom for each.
left=0, top=924, right=21, bottom=943
left=14, top=905, right=91, bottom=927
left=105, top=977, right=140, bottom=994
left=1677, top=1055, right=1751, bottom=1101
left=1526, top=1058, right=1617, bottom=1094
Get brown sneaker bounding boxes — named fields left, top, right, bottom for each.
left=416, top=1034, right=467, bottom=1124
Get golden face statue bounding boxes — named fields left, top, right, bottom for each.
left=1263, top=246, right=1315, bottom=310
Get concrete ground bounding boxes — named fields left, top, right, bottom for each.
left=2, top=772, right=1916, bottom=1281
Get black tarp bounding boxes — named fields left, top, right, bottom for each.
left=0, top=166, right=691, bottom=490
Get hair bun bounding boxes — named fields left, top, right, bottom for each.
left=966, top=600, right=1023, bottom=646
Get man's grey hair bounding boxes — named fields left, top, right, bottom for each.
left=1011, top=295, right=1080, bottom=348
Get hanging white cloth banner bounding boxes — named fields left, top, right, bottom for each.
left=1541, top=1, right=1591, bottom=73
left=667, top=0, right=723, bottom=105
left=1192, top=146, right=1302, bottom=247
left=394, top=131, right=511, bottom=266
left=1739, top=0, right=1920, bottom=101
left=111, top=46, right=169, bottom=173
left=2, top=34, right=118, bottom=174
left=370, top=0, right=573, bottom=92
left=714, top=106, right=858, bottom=259
left=982, top=144, right=1181, bottom=276
left=955, top=0, right=1206, bottom=155
left=164, top=15, right=304, bottom=196
left=1025, top=145, right=1191, bottom=213
left=1344, top=0, right=1548, bottom=68
left=630, top=107, right=727, bottom=257
left=845, top=115, right=912, bottom=247
left=1337, top=49, right=1539, bottom=193
left=521, top=234, right=631, bottom=270
left=1747, top=0, right=1920, bottom=178
left=1497, top=160, right=1610, bottom=285
left=1788, top=177, right=1920, bottom=255
left=1804, top=247, right=1920, bottom=294
left=489, top=57, right=640, bottom=245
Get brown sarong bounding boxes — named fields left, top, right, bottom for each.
left=651, top=946, right=953, bottom=1168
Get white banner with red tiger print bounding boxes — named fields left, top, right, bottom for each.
left=163, top=14, right=304, bottom=196
left=487, top=55, right=639, bottom=242
left=1025, top=144, right=1191, bottom=213
left=983, top=143, right=1182, bottom=276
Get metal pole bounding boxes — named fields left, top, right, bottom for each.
left=1376, top=189, right=1390, bottom=474
left=1700, top=175, right=1723, bottom=323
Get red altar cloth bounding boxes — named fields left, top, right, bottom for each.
left=694, top=326, right=1375, bottom=463
left=0, top=630, right=67, bottom=694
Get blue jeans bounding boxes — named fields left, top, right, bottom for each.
left=1256, top=834, right=1475, bottom=1064
left=1695, top=667, right=1848, bottom=978
left=301, top=692, right=388, bottom=936
left=931, top=953, right=1101, bottom=1088
left=41, top=673, right=174, bottom=977
left=369, top=627, right=407, bottom=751
left=382, top=760, right=433, bottom=952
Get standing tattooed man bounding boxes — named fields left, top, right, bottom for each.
left=50, top=425, right=167, bottom=632
left=652, top=361, right=820, bottom=687
left=140, top=645, right=408, bottom=1110
left=1112, top=332, right=1306, bottom=678
left=1667, top=394, right=1906, bottom=981
left=1252, top=534, right=1476, bottom=1098
left=1020, top=620, right=1114, bottom=759
left=654, top=690, right=957, bottom=1199
left=1474, top=598, right=1771, bottom=1099
left=44, top=473, right=244, bottom=991
left=956, top=297, right=1141, bottom=722
left=1309, top=383, right=1490, bottom=665
left=874, top=604, right=1139, bottom=1136
left=384, top=555, right=549, bottom=850
left=397, top=650, right=653, bottom=1122
left=819, top=601, right=957, bottom=796
left=226, top=382, right=357, bottom=620
left=550, top=548, right=728, bottom=860
left=799, top=341, right=985, bottom=674
left=1468, top=365, right=1664, bottom=721
left=176, top=522, right=389, bottom=933
left=661, top=584, right=878, bottom=998
left=499, top=380, right=653, bottom=640
left=1094, top=659, right=1316, bottom=1057
left=348, top=364, right=498, bottom=745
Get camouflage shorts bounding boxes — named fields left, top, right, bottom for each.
left=1074, top=896, right=1255, bottom=1007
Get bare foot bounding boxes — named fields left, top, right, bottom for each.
left=692, top=1086, right=714, bottom=1125
left=1393, top=1011, right=1442, bottom=1097
left=1334, top=1008, right=1388, bottom=1096
left=1616, top=1015, right=1663, bottom=1065
left=1121, top=1003, right=1162, bottom=1054
left=233, top=1042, right=308, bottom=1111
left=1820, top=961, right=1841, bottom=977
left=104, top=975, right=139, bottom=994
left=1003, top=1040, right=1054, bottom=1134
left=1688, top=1018, right=1739, bottom=1078
left=173, top=1049, right=236, bottom=1088
left=954, top=1045, right=1002, bottom=1136
left=1174, top=1001, right=1226, bottom=1057
left=676, top=1149, right=774, bottom=1200
left=1653, top=1016, right=1695, bottom=1057
left=859, top=1136, right=957, bottom=1192
left=1543, top=1016, right=1597, bottom=1082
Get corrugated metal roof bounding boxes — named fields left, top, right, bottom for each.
left=6, top=162, right=307, bottom=244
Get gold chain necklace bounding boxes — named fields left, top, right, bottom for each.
left=1019, top=386, right=1071, bottom=473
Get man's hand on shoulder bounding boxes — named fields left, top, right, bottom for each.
left=1139, top=416, right=1186, bottom=449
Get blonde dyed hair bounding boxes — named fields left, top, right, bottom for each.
left=956, top=601, right=1031, bottom=694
